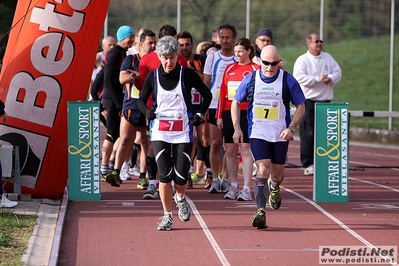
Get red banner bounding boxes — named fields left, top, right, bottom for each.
left=0, top=0, right=110, bottom=198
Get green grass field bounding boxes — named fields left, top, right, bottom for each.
left=280, top=35, right=399, bottom=130
left=0, top=210, right=37, bottom=266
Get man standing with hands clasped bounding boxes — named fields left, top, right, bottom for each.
left=231, top=45, right=305, bottom=229
left=293, top=33, right=342, bottom=176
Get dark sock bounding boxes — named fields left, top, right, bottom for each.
left=130, top=143, right=140, bottom=167
left=254, top=178, right=268, bottom=209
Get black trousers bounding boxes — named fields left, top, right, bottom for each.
left=299, top=99, right=330, bottom=168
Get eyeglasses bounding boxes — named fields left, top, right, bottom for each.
left=312, top=40, right=323, bottom=43
left=261, top=60, right=280, bottom=66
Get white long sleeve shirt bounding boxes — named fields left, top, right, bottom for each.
left=293, top=51, right=342, bottom=101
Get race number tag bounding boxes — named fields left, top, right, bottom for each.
left=227, top=81, right=240, bottom=100
left=131, top=85, right=140, bottom=99
left=158, top=120, right=183, bottom=131
left=254, top=100, right=279, bottom=120
left=130, top=84, right=140, bottom=99
left=158, top=113, right=184, bottom=131
left=215, top=89, right=221, bottom=100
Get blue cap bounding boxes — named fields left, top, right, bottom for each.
left=256, top=28, right=273, bottom=40
left=116, top=25, right=135, bottom=42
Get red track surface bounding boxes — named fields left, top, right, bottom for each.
left=58, top=140, right=399, bottom=266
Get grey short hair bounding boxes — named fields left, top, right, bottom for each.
left=156, top=36, right=179, bottom=57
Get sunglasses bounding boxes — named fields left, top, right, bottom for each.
left=261, top=60, right=280, bottom=66
left=312, top=40, right=323, bottom=43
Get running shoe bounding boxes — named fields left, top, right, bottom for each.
left=190, top=173, right=205, bottom=185
left=268, top=177, right=281, bottom=210
left=174, top=193, right=192, bottom=222
left=120, top=168, right=131, bottom=181
left=128, top=166, right=140, bottom=176
left=252, top=208, right=267, bottom=229
left=219, top=178, right=230, bottom=193
left=204, top=172, right=213, bottom=189
left=304, top=165, right=314, bottom=175
left=208, top=178, right=220, bottom=193
left=143, top=184, right=159, bottom=199
left=137, top=177, right=149, bottom=190
left=106, top=170, right=121, bottom=187
left=237, top=188, right=253, bottom=201
left=224, top=186, right=239, bottom=200
left=100, top=172, right=107, bottom=182
left=0, top=194, right=18, bottom=208
left=157, top=214, right=173, bottom=231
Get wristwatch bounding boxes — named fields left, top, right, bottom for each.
left=288, top=126, right=295, bottom=133
left=196, top=113, right=204, bottom=119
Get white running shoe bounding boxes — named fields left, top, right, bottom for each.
left=0, top=194, right=18, bottom=208
left=219, top=178, right=230, bottom=193
left=224, top=186, right=239, bottom=199
left=120, top=168, right=131, bottom=180
left=208, top=178, right=220, bottom=193
left=237, top=188, right=252, bottom=201
left=128, top=166, right=140, bottom=176
left=304, top=165, right=314, bottom=175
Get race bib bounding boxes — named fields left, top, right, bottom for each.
left=158, top=113, right=184, bottom=131
left=130, top=84, right=140, bottom=99
left=254, top=100, right=279, bottom=120
left=158, top=120, right=183, bottom=131
left=227, top=81, right=240, bottom=100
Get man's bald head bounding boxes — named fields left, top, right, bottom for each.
left=260, top=45, right=280, bottom=62
left=260, top=45, right=281, bottom=78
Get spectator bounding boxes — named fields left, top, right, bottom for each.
left=293, top=33, right=342, bottom=176
left=0, top=100, right=18, bottom=208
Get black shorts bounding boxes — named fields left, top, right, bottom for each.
left=223, top=110, right=249, bottom=143
left=208, top=109, right=217, bottom=126
left=250, top=139, right=289, bottom=164
left=122, top=108, right=146, bottom=127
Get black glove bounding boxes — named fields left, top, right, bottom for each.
left=145, top=109, right=156, bottom=120
left=190, top=114, right=204, bottom=127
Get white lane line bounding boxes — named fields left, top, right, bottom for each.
left=349, top=177, right=399, bottom=193
left=186, top=196, right=231, bottom=266
left=282, top=187, right=398, bottom=266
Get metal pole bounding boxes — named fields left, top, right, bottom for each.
left=320, top=0, right=324, bottom=40
left=177, top=0, right=181, bottom=33
left=103, top=12, right=108, bottom=38
left=246, top=0, right=250, bottom=38
left=388, top=0, right=395, bottom=130
left=13, top=146, right=21, bottom=195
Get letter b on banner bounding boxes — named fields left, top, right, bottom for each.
left=68, top=101, right=101, bottom=201
left=313, top=102, right=349, bottom=202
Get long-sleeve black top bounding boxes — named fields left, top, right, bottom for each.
left=102, top=45, right=126, bottom=109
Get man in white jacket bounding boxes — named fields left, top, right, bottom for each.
left=293, top=33, right=342, bottom=176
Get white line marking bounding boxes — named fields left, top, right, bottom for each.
left=282, top=187, right=398, bottom=266
left=186, top=196, right=230, bottom=266
left=349, top=177, right=399, bottom=193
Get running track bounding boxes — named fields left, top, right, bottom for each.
left=58, top=140, right=399, bottom=266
